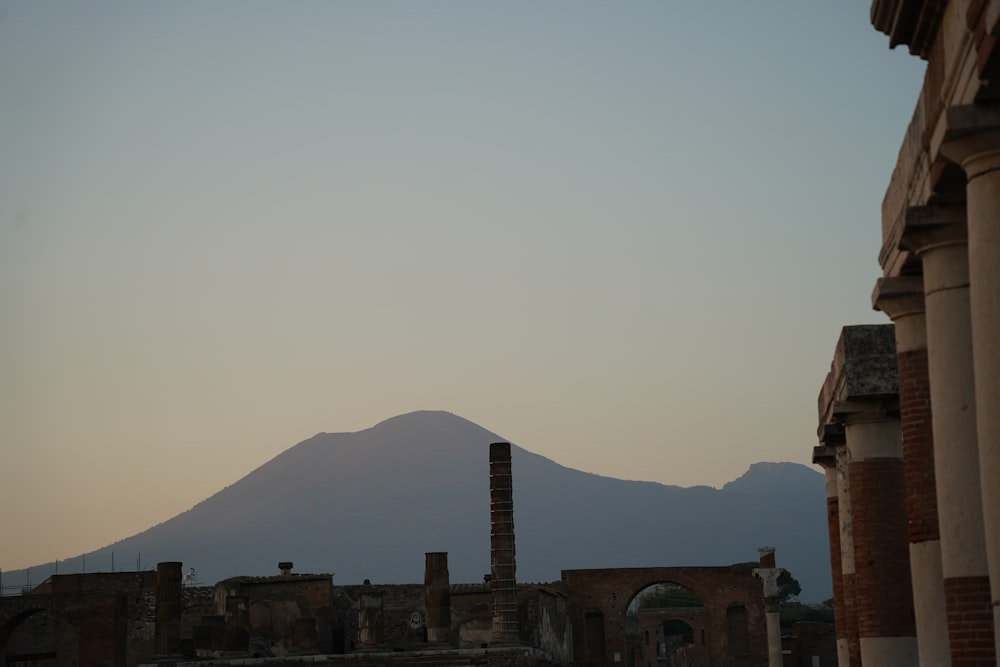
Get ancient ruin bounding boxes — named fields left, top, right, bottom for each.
left=816, top=4, right=1000, bottom=665
left=0, top=442, right=830, bottom=667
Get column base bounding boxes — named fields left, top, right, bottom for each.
left=859, top=636, right=918, bottom=665
left=910, top=540, right=950, bottom=667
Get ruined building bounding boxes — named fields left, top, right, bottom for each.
left=0, top=442, right=821, bottom=667
left=814, top=1, right=1000, bottom=665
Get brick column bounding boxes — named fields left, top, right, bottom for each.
left=489, top=442, right=518, bottom=643
left=873, top=275, right=950, bottom=666
left=901, top=202, right=995, bottom=664
left=154, top=561, right=182, bottom=656
left=813, top=441, right=850, bottom=667
left=834, top=397, right=918, bottom=665
left=941, top=108, right=1000, bottom=655
left=818, top=325, right=917, bottom=665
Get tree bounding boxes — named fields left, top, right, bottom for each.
left=776, top=570, right=801, bottom=602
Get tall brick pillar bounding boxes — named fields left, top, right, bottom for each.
left=941, top=111, right=1000, bottom=656
left=424, top=552, right=452, bottom=644
left=901, top=203, right=995, bottom=664
left=819, top=325, right=917, bottom=665
left=873, top=275, right=950, bottom=666
left=489, top=441, right=518, bottom=643
left=813, top=440, right=851, bottom=667
left=154, top=561, right=182, bottom=656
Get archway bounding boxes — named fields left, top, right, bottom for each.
left=561, top=565, right=767, bottom=666
left=3, top=609, right=79, bottom=667
left=625, top=582, right=705, bottom=667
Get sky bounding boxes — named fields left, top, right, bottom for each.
left=0, top=1, right=926, bottom=573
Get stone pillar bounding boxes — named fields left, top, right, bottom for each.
left=813, top=441, right=850, bottom=667
left=941, top=108, right=1000, bottom=656
left=489, top=441, right=518, bottom=643
left=223, top=596, right=249, bottom=651
left=424, top=552, right=451, bottom=644
left=357, top=588, right=384, bottom=648
left=834, top=396, right=917, bottom=665
left=818, top=325, right=917, bottom=665
left=154, top=561, right=182, bottom=656
left=833, top=429, right=862, bottom=667
left=901, top=202, right=996, bottom=663
left=873, top=275, right=950, bottom=666
left=753, top=547, right=784, bottom=667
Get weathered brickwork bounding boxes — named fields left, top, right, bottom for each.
left=561, top=566, right=766, bottom=667
left=824, top=496, right=845, bottom=644
left=0, top=572, right=160, bottom=667
left=944, top=576, right=996, bottom=666
left=840, top=574, right=860, bottom=667
left=897, top=348, right=940, bottom=543
left=865, top=0, right=1000, bottom=661
left=847, top=459, right=916, bottom=638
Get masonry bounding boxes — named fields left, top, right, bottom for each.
left=816, top=2, right=1000, bottom=664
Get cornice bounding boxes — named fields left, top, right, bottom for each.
left=871, top=0, right=947, bottom=59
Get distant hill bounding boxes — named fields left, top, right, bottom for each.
left=7, top=411, right=832, bottom=600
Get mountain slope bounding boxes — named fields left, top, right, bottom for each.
left=9, top=411, right=831, bottom=600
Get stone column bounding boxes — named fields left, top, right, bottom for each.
left=813, top=440, right=850, bottom=667
left=753, top=547, right=784, bottom=667
left=901, top=202, right=995, bottom=663
left=223, top=596, right=249, bottom=651
left=834, top=396, right=917, bottom=665
left=424, top=552, right=452, bottom=644
left=941, top=108, right=1000, bottom=655
left=357, top=588, right=384, bottom=648
left=873, top=275, right=950, bottom=666
left=818, top=325, right=917, bottom=665
left=154, top=561, right=182, bottom=656
left=489, top=442, right=518, bottom=643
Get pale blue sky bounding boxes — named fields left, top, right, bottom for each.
left=1, top=1, right=924, bottom=571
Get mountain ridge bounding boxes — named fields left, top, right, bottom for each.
left=5, top=411, right=831, bottom=600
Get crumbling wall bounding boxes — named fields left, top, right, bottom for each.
left=211, top=575, right=335, bottom=656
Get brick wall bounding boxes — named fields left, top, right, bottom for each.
left=847, top=460, right=916, bottom=639
left=897, top=348, right=940, bottom=543
left=944, top=576, right=996, bottom=666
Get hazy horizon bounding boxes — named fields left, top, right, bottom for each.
left=1, top=2, right=924, bottom=572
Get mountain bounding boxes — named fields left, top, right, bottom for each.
left=7, top=411, right=832, bottom=600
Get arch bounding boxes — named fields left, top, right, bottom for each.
left=562, top=565, right=766, bottom=666
left=1, top=608, right=79, bottom=667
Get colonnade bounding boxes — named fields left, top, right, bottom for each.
left=816, top=3, right=1000, bottom=664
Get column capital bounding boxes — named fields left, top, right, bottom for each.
left=900, top=203, right=967, bottom=256
left=872, top=275, right=925, bottom=320
left=818, top=325, right=898, bottom=430
left=939, top=105, right=1000, bottom=178
left=818, top=423, right=846, bottom=448
left=870, top=0, right=945, bottom=59
left=812, top=444, right=837, bottom=467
